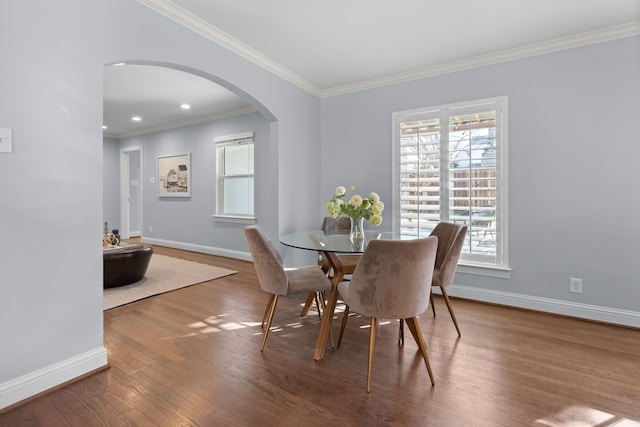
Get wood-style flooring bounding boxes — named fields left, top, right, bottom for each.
left=1, top=244, right=639, bottom=426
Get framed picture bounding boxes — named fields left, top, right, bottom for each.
left=157, top=153, right=191, bottom=197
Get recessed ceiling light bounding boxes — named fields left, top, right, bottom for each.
left=102, top=125, right=107, bottom=130
left=131, top=116, right=141, bottom=121
left=181, top=103, right=191, bottom=110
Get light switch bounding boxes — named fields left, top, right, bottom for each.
left=0, top=128, right=12, bottom=153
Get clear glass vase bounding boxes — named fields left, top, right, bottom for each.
left=350, top=216, right=365, bottom=249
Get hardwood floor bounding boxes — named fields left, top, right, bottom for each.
left=2, top=245, right=639, bottom=426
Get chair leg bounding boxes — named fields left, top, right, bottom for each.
left=262, top=294, right=276, bottom=328
left=440, top=286, right=461, bottom=337
left=367, top=317, right=377, bottom=393
left=260, top=295, right=278, bottom=352
left=314, top=292, right=323, bottom=321
left=404, top=317, right=435, bottom=386
left=398, top=319, right=404, bottom=345
left=299, top=292, right=316, bottom=317
left=430, top=292, right=436, bottom=317
left=337, top=305, right=350, bottom=348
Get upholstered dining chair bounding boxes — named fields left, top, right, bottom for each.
left=300, top=216, right=361, bottom=317
left=319, top=216, right=361, bottom=275
left=399, top=222, right=468, bottom=342
left=244, top=225, right=332, bottom=352
left=336, top=236, right=438, bottom=392
left=428, top=222, right=468, bottom=336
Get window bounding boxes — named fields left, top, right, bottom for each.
left=215, top=132, right=255, bottom=221
left=393, top=97, right=508, bottom=272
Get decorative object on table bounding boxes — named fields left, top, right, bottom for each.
left=326, top=186, right=384, bottom=248
left=102, top=222, right=119, bottom=247
left=157, top=152, right=191, bottom=197
left=112, top=229, right=120, bottom=243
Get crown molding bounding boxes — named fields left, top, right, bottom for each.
left=136, top=0, right=322, bottom=97
left=137, top=0, right=640, bottom=100
left=323, top=21, right=640, bottom=97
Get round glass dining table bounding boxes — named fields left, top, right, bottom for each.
left=279, top=230, right=403, bottom=254
left=279, top=229, right=407, bottom=360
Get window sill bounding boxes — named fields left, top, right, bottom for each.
left=212, top=215, right=257, bottom=225
left=457, top=263, right=511, bottom=279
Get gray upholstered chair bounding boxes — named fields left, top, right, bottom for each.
left=336, top=236, right=438, bottom=392
left=244, top=225, right=332, bottom=351
left=399, top=222, right=468, bottom=342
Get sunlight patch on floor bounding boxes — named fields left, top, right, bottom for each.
left=534, top=405, right=640, bottom=427
left=187, top=313, right=261, bottom=334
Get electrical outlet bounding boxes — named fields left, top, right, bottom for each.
left=149, top=225, right=153, bottom=233
left=569, top=277, right=583, bottom=294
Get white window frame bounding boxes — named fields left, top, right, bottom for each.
left=213, top=131, right=256, bottom=224
left=392, top=96, right=509, bottom=277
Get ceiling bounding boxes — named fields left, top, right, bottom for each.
left=103, top=0, right=640, bottom=138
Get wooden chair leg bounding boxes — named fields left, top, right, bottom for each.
left=430, top=292, right=436, bottom=317
left=261, top=295, right=278, bottom=351
left=398, top=319, right=404, bottom=345
left=404, top=317, right=435, bottom=386
left=314, top=293, right=323, bottom=321
left=367, top=317, right=377, bottom=393
left=262, top=294, right=276, bottom=328
left=299, top=292, right=316, bottom=317
left=440, top=286, right=461, bottom=337
left=337, top=305, right=350, bottom=348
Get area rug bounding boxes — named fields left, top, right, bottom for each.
left=104, top=254, right=237, bottom=310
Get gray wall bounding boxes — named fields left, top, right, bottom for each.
left=0, top=1, right=107, bottom=407
left=113, top=112, right=270, bottom=255
left=102, top=138, right=120, bottom=230
left=1, top=0, right=321, bottom=409
left=321, top=35, right=640, bottom=320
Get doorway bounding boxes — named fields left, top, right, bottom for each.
left=120, top=146, right=142, bottom=240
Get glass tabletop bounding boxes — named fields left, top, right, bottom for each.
left=279, top=230, right=405, bottom=253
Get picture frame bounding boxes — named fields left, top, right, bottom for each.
left=157, top=153, right=191, bottom=197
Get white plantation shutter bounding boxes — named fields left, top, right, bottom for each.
left=394, top=97, right=508, bottom=270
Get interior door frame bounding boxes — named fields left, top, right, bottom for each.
left=119, top=145, right=143, bottom=240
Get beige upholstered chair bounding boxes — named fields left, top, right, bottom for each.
left=244, top=225, right=332, bottom=351
left=300, top=216, right=361, bottom=317
left=319, top=216, right=361, bottom=275
left=336, top=236, right=438, bottom=392
left=399, top=222, right=468, bottom=342
left=428, top=222, right=468, bottom=337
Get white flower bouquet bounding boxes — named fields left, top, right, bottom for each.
left=326, top=186, right=384, bottom=226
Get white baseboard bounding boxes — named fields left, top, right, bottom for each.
left=141, top=237, right=252, bottom=261
left=438, top=285, right=640, bottom=328
left=0, top=347, right=108, bottom=410
left=142, top=237, right=640, bottom=328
